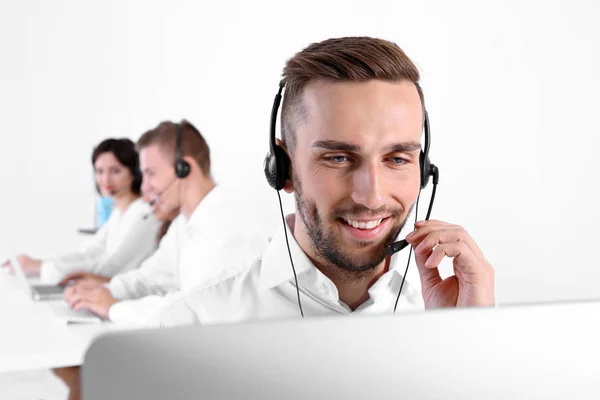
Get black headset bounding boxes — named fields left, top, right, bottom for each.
left=175, top=122, right=191, bottom=179
left=263, top=81, right=439, bottom=318
left=264, top=81, right=435, bottom=191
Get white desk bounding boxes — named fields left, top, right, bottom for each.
left=0, top=270, right=133, bottom=374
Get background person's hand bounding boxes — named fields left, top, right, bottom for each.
left=59, top=272, right=110, bottom=287
left=66, top=286, right=118, bottom=320
left=1, top=259, right=15, bottom=274
left=64, top=279, right=104, bottom=301
left=17, top=254, right=42, bottom=276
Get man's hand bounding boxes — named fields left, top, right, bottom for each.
left=65, top=286, right=118, bottom=320
left=59, top=272, right=110, bottom=287
left=17, top=254, right=42, bottom=276
left=405, top=220, right=495, bottom=308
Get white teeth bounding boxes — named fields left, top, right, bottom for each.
left=344, top=219, right=383, bottom=230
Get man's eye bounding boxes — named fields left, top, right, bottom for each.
left=326, top=155, right=348, bottom=163
left=388, top=157, right=407, bottom=165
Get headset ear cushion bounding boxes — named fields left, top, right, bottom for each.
left=176, top=160, right=191, bottom=179
left=274, top=146, right=291, bottom=190
left=263, top=153, right=278, bottom=189
left=264, top=146, right=291, bottom=191
left=420, top=151, right=431, bottom=189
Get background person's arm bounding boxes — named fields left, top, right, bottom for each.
left=106, top=218, right=179, bottom=300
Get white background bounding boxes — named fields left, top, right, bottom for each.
left=0, top=0, right=598, bottom=306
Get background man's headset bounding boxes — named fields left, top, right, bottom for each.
left=264, top=81, right=439, bottom=317
left=174, top=122, right=191, bottom=179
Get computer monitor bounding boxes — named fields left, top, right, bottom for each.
left=83, top=299, right=600, bottom=399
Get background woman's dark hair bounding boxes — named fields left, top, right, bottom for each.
left=157, top=207, right=180, bottom=243
left=91, top=138, right=142, bottom=195
left=157, top=220, right=172, bottom=243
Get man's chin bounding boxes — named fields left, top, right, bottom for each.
left=336, top=237, right=389, bottom=260
left=342, top=237, right=387, bottom=252
left=328, top=247, right=388, bottom=273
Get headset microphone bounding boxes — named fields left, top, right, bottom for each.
left=142, top=176, right=178, bottom=220
left=143, top=199, right=156, bottom=220
left=385, top=164, right=439, bottom=256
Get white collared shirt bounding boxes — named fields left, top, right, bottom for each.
left=40, top=198, right=160, bottom=282
left=107, top=185, right=272, bottom=325
left=154, top=214, right=424, bottom=327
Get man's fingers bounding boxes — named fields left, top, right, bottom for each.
left=406, top=224, right=463, bottom=245
left=67, top=288, right=95, bottom=307
left=67, top=293, right=84, bottom=307
left=414, top=230, right=459, bottom=257
left=407, top=225, right=484, bottom=260
left=424, top=242, right=476, bottom=273
left=414, top=219, right=452, bottom=227
left=413, top=229, right=480, bottom=258
left=73, top=298, right=108, bottom=319
left=69, top=297, right=83, bottom=309
left=72, top=300, right=92, bottom=312
left=414, top=252, right=443, bottom=290
left=64, top=286, right=76, bottom=300
left=59, top=272, right=85, bottom=286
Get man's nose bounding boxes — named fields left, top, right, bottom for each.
left=350, top=163, right=384, bottom=210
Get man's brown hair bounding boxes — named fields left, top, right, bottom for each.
left=281, top=36, right=424, bottom=152
left=137, top=119, right=211, bottom=176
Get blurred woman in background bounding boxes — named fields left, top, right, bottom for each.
left=17, top=138, right=160, bottom=282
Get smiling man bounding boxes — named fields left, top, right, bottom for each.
left=155, top=36, right=495, bottom=327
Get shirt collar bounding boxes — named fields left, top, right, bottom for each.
left=258, top=214, right=421, bottom=294
left=186, top=184, right=223, bottom=230
left=258, top=214, right=313, bottom=292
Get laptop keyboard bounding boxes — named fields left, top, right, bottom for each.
left=49, top=302, right=102, bottom=323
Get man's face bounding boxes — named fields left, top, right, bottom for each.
left=141, top=189, right=178, bottom=222
left=289, top=80, right=423, bottom=272
left=140, top=144, right=180, bottom=215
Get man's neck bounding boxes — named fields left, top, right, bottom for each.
left=291, top=213, right=390, bottom=311
left=180, top=178, right=215, bottom=219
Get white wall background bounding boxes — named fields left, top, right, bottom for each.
left=0, top=0, right=598, bottom=305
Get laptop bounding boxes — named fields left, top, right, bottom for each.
left=7, top=256, right=101, bottom=324
left=83, top=299, right=600, bottom=399
left=7, top=256, right=65, bottom=300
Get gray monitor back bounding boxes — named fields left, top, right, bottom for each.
left=83, top=300, right=600, bottom=400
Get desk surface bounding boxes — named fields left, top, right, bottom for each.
left=0, top=270, right=132, bottom=374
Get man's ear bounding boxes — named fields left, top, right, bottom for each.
left=276, top=138, right=294, bottom=193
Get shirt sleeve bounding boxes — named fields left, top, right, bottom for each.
left=106, top=218, right=179, bottom=300
left=40, top=222, right=110, bottom=282
left=145, top=291, right=202, bottom=328
left=87, top=210, right=160, bottom=277
left=40, top=201, right=160, bottom=282
left=108, top=295, right=174, bottom=325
